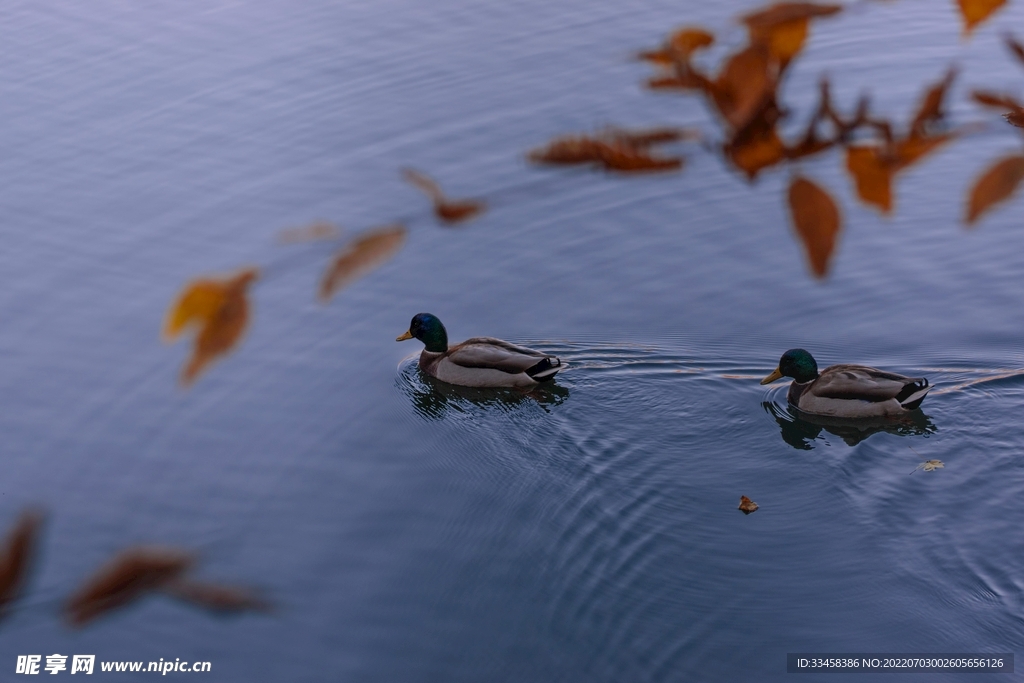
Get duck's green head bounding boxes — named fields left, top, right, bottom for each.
left=761, top=348, right=819, bottom=385
left=396, top=313, right=449, bottom=352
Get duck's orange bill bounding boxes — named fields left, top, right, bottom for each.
left=396, top=330, right=414, bottom=341
left=760, top=367, right=783, bottom=385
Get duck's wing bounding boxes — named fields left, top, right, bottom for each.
left=811, top=364, right=929, bottom=403
left=446, top=337, right=556, bottom=375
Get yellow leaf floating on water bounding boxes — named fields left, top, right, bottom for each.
left=911, top=459, right=945, bottom=473
left=738, top=496, right=759, bottom=514
left=787, top=176, right=842, bottom=279
left=0, top=509, right=44, bottom=621
left=965, top=154, right=1024, bottom=226
left=164, top=268, right=259, bottom=386
left=66, top=547, right=194, bottom=627
left=319, top=225, right=407, bottom=302
left=956, top=0, right=1007, bottom=35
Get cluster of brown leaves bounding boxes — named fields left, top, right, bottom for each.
left=0, top=511, right=268, bottom=628
left=528, top=126, right=690, bottom=173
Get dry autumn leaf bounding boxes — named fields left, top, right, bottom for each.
left=529, top=130, right=685, bottom=174
left=727, top=127, right=787, bottom=178
left=66, top=547, right=194, bottom=626
left=319, top=225, right=407, bottom=302
left=846, top=145, right=895, bottom=213
left=738, top=495, right=759, bottom=514
left=965, top=154, right=1024, bottom=225
left=0, top=510, right=44, bottom=620
left=638, top=26, right=714, bottom=64
left=971, top=89, right=1024, bottom=111
left=163, top=579, right=271, bottom=614
left=957, top=0, right=1007, bottom=36
left=787, top=176, right=842, bottom=278
left=1005, top=33, right=1024, bottom=66
left=740, top=2, right=842, bottom=69
left=711, top=45, right=778, bottom=132
left=910, top=459, right=945, bottom=473
left=910, top=68, right=956, bottom=137
left=402, top=169, right=486, bottom=225
left=165, top=269, right=259, bottom=386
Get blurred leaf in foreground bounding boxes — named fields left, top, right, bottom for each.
left=164, top=579, right=271, bottom=615
left=638, top=26, right=714, bottom=65
left=957, top=0, right=1007, bottom=36
left=320, top=225, right=407, bottom=302
left=738, top=496, right=759, bottom=514
left=528, top=129, right=685, bottom=174
left=787, top=176, right=842, bottom=278
left=277, top=222, right=342, bottom=244
left=164, top=268, right=260, bottom=386
left=740, top=2, right=843, bottom=69
left=66, top=547, right=194, bottom=627
left=0, top=509, right=44, bottom=622
left=965, top=154, right=1024, bottom=225
left=910, top=67, right=956, bottom=137
left=845, top=134, right=954, bottom=214
left=402, top=169, right=486, bottom=225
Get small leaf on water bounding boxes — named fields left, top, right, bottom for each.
left=1005, top=33, right=1024, bottom=67
left=965, top=154, right=1024, bottom=226
left=66, top=547, right=194, bottom=627
left=403, top=169, right=486, bottom=225
left=277, top=222, right=342, bottom=244
left=738, top=495, right=759, bottom=514
left=597, top=145, right=684, bottom=173
left=163, top=579, right=271, bottom=615
left=911, top=459, right=945, bottom=473
left=787, top=176, right=842, bottom=278
left=957, top=0, right=1007, bottom=36
left=529, top=130, right=685, bottom=174
left=971, top=89, right=1024, bottom=111
left=638, top=26, right=714, bottom=64
left=319, top=225, right=407, bottom=302
left=0, top=510, right=44, bottom=621
left=909, top=67, right=956, bottom=137
left=846, top=145, right=895, bottom=213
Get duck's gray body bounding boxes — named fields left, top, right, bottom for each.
left=420, top=337, right=564, bottom=388
left=787, top=364, right=931, bottom=418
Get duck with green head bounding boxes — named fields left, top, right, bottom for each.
left=761, top=348, right=930, bottom=418
left=397, top=313, right=565, bottom=388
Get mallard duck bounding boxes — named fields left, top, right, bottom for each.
left=396, top=313, right=565, bottom=388
left=760, top=348, right=931, bottom=418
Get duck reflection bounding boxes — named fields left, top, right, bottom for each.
left=402, top=366, right=570, bottom=420
left=763, top=401, right=936, bottom=449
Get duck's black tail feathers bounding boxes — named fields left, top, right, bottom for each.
left=896, top=378, right=930, bottom=410
left=526, top=356, right=565, bottom=381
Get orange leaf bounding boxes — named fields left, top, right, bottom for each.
left=319, top=225, right=407, bottom=302
left=846, top=145, right=894, bottom=213
left=972, top=89, right=1023, bottom=110
left=893, top=133, right=954, bottom=170
left=727, top=128, right=786, bottom=178
left=163, top=281, right=226, bottom=342
left=957, top=0, right=1007, bottom=35
left=668, top=27, right=715, bottom=57
left=170, top=269, right=259, bottom=386
left=0, top=510, right=44, bottom=620
left=741, top=3, right=842, bottom=68
left=738, top=495, right=759, bottom=514
left=528, top=136, right=608, bottom=165
left=787, top=176, right=842, bottom=278
left=597, top=145, right=683, bottom=173
left=712, top=45, right=777, bottom=132
left=910, top=68, right=956, bottom=136
left=965, top=154, right=1024, bottom=225
left=66, top=547, right=194, bottom=627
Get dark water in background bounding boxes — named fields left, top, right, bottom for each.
left=1, top=0, right=1024, bottom=680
